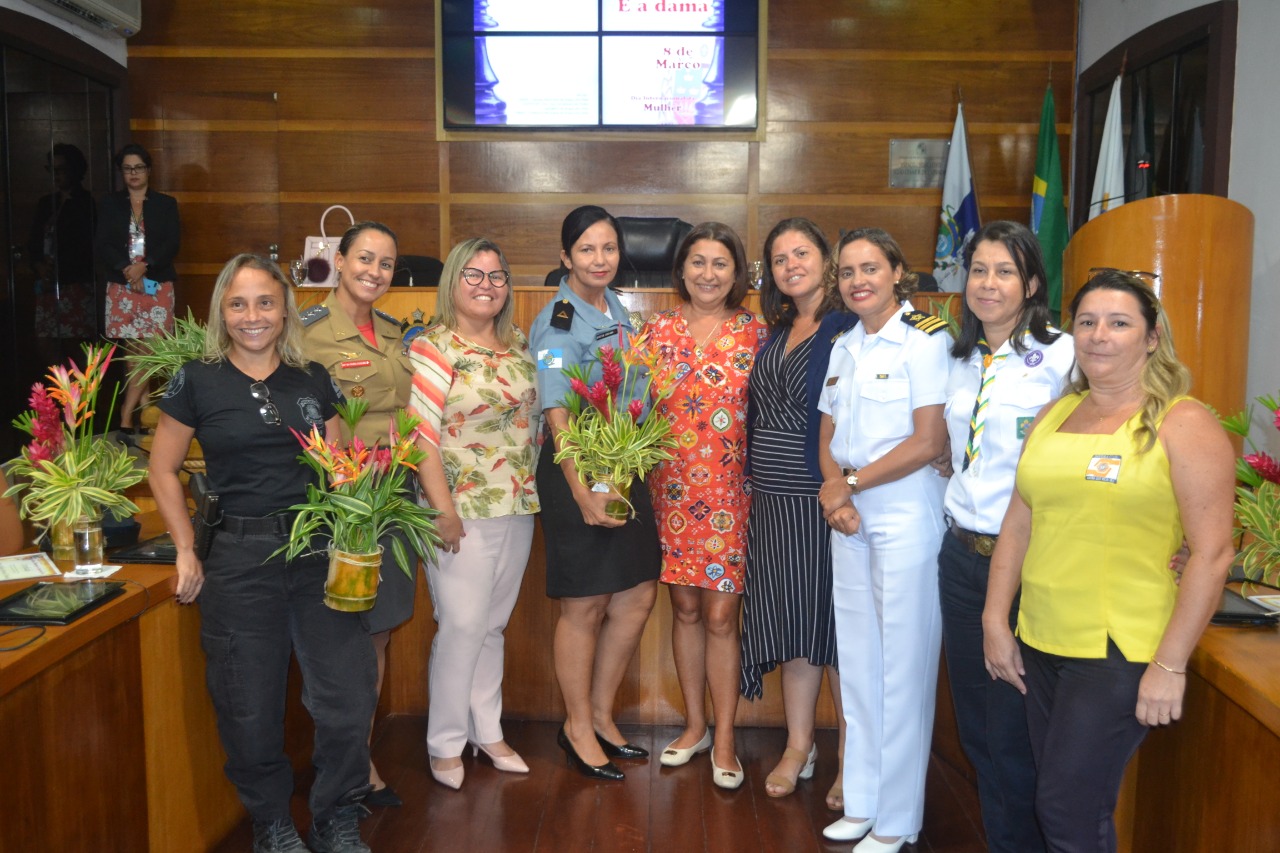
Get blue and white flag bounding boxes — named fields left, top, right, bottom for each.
left=934, top=103, right=981, bottom=292
left=1089, top=75, right=1126, bottom=219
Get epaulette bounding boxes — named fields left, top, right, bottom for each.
left=300, top=305, right=330, bottom=327
left=374, top=307, right=399, bottom=325
left=901, top=310, right=948, bottom=335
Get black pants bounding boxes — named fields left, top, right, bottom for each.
left=938, top=531, right=1045, bottom=853
left=198, top=528, right=377, bottom=823
left=1021, top=639, right=1149, bottom=853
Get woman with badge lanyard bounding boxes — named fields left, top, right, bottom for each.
left=938, top=221, right=1074, bottom=853
left=299, top=221, right=415, bottom=807
left=530, top=205, right=661, bottom=781
left=149, top=254, right=377, bottom=853
left=817, top=227, right=950, bottom=852
left=95, top=143, right=180, bottom=436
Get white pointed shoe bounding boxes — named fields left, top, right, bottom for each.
left=822, top=817, right=874, bottom=842
left=470, top=741, right=530, bottom=774
left=853, top=832, right=918, bottom=852
left=659, top=729, right=712, bottom=767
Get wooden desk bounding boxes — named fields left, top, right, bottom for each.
left=0, top=545, right=240, bottom=853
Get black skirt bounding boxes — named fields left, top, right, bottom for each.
left=536, top=444, right=661, bottom=599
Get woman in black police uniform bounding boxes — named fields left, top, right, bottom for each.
left=300, top=221, right=415, bottom=807
left=530, top=205, right=661, bottom=781
left=149, top=254, right=376, bottom=853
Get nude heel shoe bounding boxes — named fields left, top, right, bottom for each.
left=470, top=741, right=530, bottom=774
left=429, top=758, right=465, bottom=790
left=853, top=833, right=918, bottom=853
left=764, top=744, right=816, bottom=797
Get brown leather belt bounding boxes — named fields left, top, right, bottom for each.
left=946, top=518, right=998, bottom=557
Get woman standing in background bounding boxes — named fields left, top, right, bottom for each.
left=95, top=142, right=180, bottom=435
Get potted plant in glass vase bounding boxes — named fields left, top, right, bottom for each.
left=553, top=332, right=678, bottom=521
left=1222, top=392, right=1280, bottom=586
left=6, top=343, right=145, bottom=563
left=278, top=399, right=440, bottom=611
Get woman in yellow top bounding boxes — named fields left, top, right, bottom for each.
left=982, top=270, right=1235, bottom=853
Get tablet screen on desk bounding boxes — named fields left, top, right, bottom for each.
left=0, top=581, right=126, bottom=626
left=1211, top=588, right=1280, bottom=627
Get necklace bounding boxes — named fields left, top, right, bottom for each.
left=685, top=310, right=725, bottom=355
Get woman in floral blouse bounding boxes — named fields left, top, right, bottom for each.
left=408, top=237, right=541, bottom=790
left=643, top=222, right=768, bottom=789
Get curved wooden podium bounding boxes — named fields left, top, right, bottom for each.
left=1062, top=194, right=1254, bottom=419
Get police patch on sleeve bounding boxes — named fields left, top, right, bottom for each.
left=537, top=349, right=563, bottom=370
left=163, top=365, right=186, bottom=398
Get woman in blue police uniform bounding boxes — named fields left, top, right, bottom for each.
left=530, top=205, right=661, bottom=781
left=939, top=221, right=1074, bottom=853
left=817, top=228, right=950, bottom=853
left=299, top=221, right=416, bottom=807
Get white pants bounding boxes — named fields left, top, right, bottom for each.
left=832, top=470, right=944, bottom=838
left=425, top=514, right=534, bottom=758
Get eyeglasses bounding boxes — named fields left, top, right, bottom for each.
left=461, top=267, right=510, bottom=287
left=249, top=382, right=282, bottom=426
left=1087, top=267, right=1159, bottom=283
left=121, top=164, right=150, bottom=175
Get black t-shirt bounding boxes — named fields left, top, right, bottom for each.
left=159, top=358, right=343, bottom=516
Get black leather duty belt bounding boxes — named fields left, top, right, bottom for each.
left=946, top=518, right=998, bottom=557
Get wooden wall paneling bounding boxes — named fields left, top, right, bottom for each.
left=446, top=141, right=750, bottom=195
left=133, top=128, right=279, bottom=194
left=277, top=130, right=440, bottom=195
left=766, top=58, right=1072, bottom=124
left=278, top=202, right=442, bottom=271
left=765, top=0, right=1076, bottom=51
left=134, top=0, right=434, bottom=49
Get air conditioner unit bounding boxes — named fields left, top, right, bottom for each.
left=26, top=0, right=141, bottom=38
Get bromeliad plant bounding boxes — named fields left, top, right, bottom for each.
left=552, top=331, right=677, bottom=517
left=122, top=308, right=208, bottom=399
left=6, top=343, right=144, bottom=529
left=278, top=399, right=440, bottom=578
left=1221, top=392, right=1280, bottom=586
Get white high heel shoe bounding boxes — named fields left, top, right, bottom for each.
left=659, top=729, right=712, bottom=767
left=429, top=758, right=465, bottom=790
left=853, top=832, right=918, bottom=852
left=470, top=741, right=530, bottom=774
left=822, top=817, right=873, bottom=842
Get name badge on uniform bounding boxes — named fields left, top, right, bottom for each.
left=594, top=326, right=619, bottom=341
left=1085, top=454, right=1122, bottom=483
left=537, top=348, right=563, bottom=370
left=340, top=359, right=372, bottom=369
left=876, top=373, right=890, bottom=380
left=1016, top=416, right=1034, bottom=440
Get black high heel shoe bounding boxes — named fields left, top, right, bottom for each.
left=595, top=732, right=649, bottom=760
left=558, top=727, right=624, bottom=781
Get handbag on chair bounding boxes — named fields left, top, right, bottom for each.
left=301, top=205, right=356, bottom=287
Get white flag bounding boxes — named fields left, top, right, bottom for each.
left=934, top=103, right=981, bottom=292
left=1089, top=76, right=1126, bottom=219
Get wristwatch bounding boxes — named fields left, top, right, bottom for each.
left=842, top=467, right=859, bottom=493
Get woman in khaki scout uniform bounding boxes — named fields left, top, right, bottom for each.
left=300, top=220, right=416, bottom=808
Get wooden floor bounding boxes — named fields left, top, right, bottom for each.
left=213, top=718, right=987, bottom=853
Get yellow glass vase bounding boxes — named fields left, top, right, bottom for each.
left=324, top=546, right=383, bottom=612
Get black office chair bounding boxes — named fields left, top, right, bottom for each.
left=545, top=216, right=693, bottom=288
left=393, top=254, right=444, bottom=287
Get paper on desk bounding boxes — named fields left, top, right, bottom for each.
left=62, top=565, right=122, bottom=579
left=0, top=552, right=62, bottom=581
left=1247, top=594, right=1280, bottom=613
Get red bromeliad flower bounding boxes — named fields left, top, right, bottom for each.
left=1245, top=452, right=1280, bottom=485
left=628, top=398, right=644, bottom=421
left=1274, top=405, right=1280, bottom=431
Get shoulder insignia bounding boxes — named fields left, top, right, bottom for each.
left=300, top=305, right=330, bottom=327
left=401, top=324, right=426, bottom=353
left=901, top=310, right=948, bottom=335
left=374, top=308, right=399, bottom=325
left=551, top=299, right=575, bottom=331
left=628, top=310, right=645, bottom=331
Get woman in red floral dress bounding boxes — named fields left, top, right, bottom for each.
left=643, top=221, right=768, bottom=789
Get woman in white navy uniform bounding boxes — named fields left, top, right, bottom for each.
left=817, top=227, right=950, bottom=853
left=937, top=221, right=1074, bottom=853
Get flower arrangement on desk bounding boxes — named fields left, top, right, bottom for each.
left=552, top=332, right=677, bottom=520
left=5, top=343, right=145, bottom=536
left=1222, top=391, right=1280, bottom=585
left=278, top=399, right=440, bottom=611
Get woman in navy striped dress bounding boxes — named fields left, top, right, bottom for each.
left=740, top=218, right=857, bottom=804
